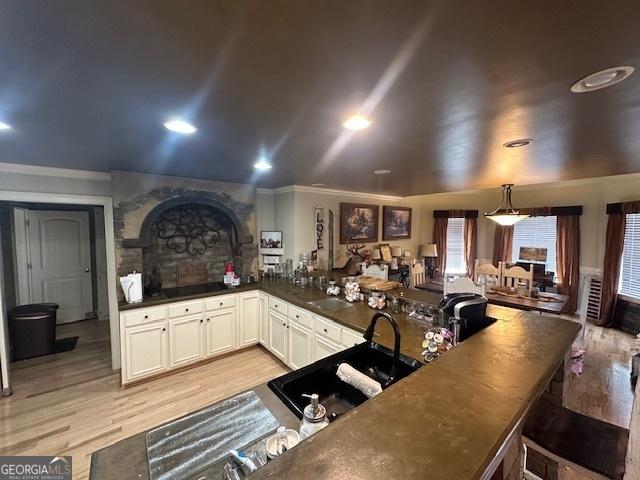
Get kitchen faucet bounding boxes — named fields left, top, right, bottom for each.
left=363, top=311, right=401, bottom=388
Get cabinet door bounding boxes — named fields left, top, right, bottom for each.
left=169, top=314, right=204, bottom=368
left=314, top=335, right=341, bottom=361
left=205, top=308, right=237, bottom=357
left=125, top=321, right=168, bottom=381
left=239, top=293, right=259, bottom=347
left=259, top=293, right=269, bottom=346
left=268, top=310, right=287, bottom=363
left=288, top=321, right=313, bottom=370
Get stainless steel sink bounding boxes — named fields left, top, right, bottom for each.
left=307, top=297, right=355, bottom=312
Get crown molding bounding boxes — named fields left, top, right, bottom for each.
left=256, top=187, right=275, bottom=195
left=0, top=162, right=111, bottom=181
left=269, top=184, right=403, bottom=201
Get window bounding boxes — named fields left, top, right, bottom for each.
left=512, top=216, right=557, bottom=273
left=619, top=213, right=640, bottom=300
left=445, top=217, right=465, bottom=274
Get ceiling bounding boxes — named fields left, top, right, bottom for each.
left=1, top=0, right=639, bottom=196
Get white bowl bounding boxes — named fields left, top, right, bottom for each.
left=266, top=429, right=300, bottom=459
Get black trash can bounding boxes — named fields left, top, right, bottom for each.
left=8, top=303, right=59, bottom=361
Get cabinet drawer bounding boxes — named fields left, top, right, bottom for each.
left=205, top=295, right=236, bottom=311
left=315, top=316, right=341, bottom=344
left=341, top=328, right=365, bottom=348
left=288, top=305, right=313, bottom=329
left=169, top=300, right=203, bottom=318
left=269, top=296, right=288, bottom=316
left=123, top=306, right=167, bottom=327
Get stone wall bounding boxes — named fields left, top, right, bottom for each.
left=142, top=204, right=236, bottom=288
left=112, top=171, right=257, bottom=299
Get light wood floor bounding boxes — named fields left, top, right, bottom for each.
left=1, top=318, right=637, bottom=479
left=565, top=321, right=640, bottom=428
left=0, top=319, right=288, bottom=480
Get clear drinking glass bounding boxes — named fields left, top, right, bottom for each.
left=223, top=462, right=241, bottom=480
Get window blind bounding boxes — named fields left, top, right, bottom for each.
left=445, top=217, right=466, bottom=274
left=511, top=215, right=557, bottom=273
left=619, top=213, right=640, bottom=300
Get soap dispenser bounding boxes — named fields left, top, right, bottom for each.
left=299, top=393, right=330, bottom=440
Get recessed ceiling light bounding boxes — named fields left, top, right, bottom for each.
left=342, top=114, right=372, bottom=131
left=0, top=122, right=12, bottom=131
left=311, top=183, right=325, bottom=187
left=374, top=169, right=391, bottom=175
left=503, top=138, right=532, bottom=148
left=254, top=157, right=272, bottom=171
left=570, top=66, right=634, bottom=93
left=163, top=119, right=197, bottom=134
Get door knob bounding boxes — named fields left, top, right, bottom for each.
left=85, top=267, right=90, bottom=272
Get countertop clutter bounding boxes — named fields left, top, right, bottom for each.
left=108, top=278, right=580, bottom=480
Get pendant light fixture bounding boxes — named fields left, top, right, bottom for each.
left=484, top=184, right=528, bottom=226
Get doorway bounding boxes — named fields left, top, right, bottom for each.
left=15, top=209, right=94, bottom=323
left=0, top=201, right=112, bottom=396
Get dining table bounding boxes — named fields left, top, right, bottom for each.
left=416, top=278, right=570, bottom=315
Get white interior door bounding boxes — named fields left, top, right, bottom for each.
left=28, top=210, right=93, bottom=324
left=0, top=225, right=11, bottom=394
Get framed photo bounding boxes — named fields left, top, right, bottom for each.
left=379, top=244, right=392, bottom=263
left=340, top=203, right=379, bottom=244
left=260, top=231, right=282, bottom=249
left=382, top=206, right=412, bottom=240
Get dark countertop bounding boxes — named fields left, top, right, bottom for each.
left=118, top=283, right=260, bottom=310
left=90, top=384, right=299, bottom=480
left=107, top=279, right=579, bottom=480
left=119, top=279, right=524, bottom=363
left=249, top=311, right=579, bottom=480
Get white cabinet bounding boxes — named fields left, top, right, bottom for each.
left=341, top=328, right=366, bottom=348
left=205, top=308, right=237, bottom=356
left=288, top=320, right=313, bottom=369
left=259, top=293, right=269, bottom=346
left=124, top=321, right=168, bottom=381
left=314, top=334, right=342, bottom=360
left=169, top=314, right=204, bottom=368
left=269, top=309, right=288, bottom=363
left=238, top=292, right=260, bottom=347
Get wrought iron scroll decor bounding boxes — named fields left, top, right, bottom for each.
left=155, top=205, right=222, bottom=255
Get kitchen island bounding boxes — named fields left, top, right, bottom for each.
left=102, top=279, right=579, bottom=480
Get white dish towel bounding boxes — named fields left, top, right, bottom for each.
left=336, top=363, right=383, bottom=398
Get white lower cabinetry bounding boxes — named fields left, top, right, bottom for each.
left=205, top=308, right=236, bottom=356
left=124, top=321, right=168, bottom=381
left=120, top=290, right=367, bottom=385
left=287, top=320, right=313, bottom=369
left=258, top=293, right=269, bottom=346
left=268, top=309, right=288, bottom=363
left=169, top=314, right=204, bottom=367
left=314, top=334, right=342, bottom=360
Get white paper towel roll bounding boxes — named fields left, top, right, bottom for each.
left=336, top=363, right=383, bottom=398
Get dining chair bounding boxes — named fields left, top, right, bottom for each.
left=363, top=263, right=389, bottom=281
left=443, top=276, right=486, bottom=296
left=474, top=259, right=502, bottom=288
left=501, top=263, right=534, bottom=295
left=409, top=262, right=426, bottom=289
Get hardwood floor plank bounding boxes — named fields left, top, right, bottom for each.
left=2, top=317, right=634, bottom=479
left=1, top=319, right=287, bottom=480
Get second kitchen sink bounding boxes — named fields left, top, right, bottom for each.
left=306, top=297, right=355, bottom=312
left=268, top=341, right=421, bottom=421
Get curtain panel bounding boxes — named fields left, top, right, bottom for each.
left=492, top=225, right=513, bottom=266
left=464, top=217, right=477, bottom=278
left=433, top=217, right=448, bottom=275
left=599, top=200, right=640, bottom=326
left=556, top=215, right=580, bottom=314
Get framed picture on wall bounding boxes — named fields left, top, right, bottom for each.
left=382, top=206, right=412, bottom=240
left=260, top=231, right=282, bottom=249
left=340, top=203, right=379, bottom=244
